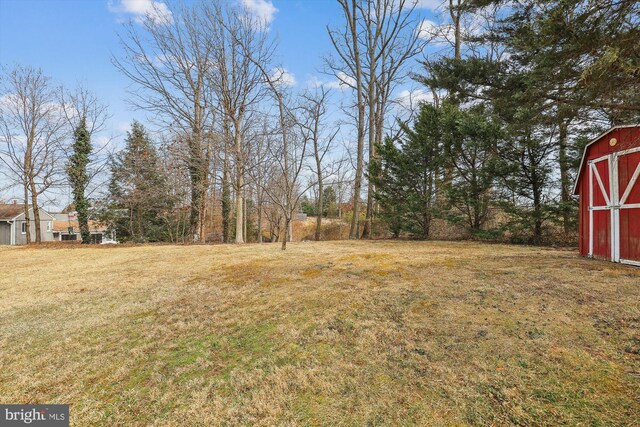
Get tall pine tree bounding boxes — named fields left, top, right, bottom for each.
left=371, top=105, right=444, bottom=239
left=108, top=121, right=172, bottom=242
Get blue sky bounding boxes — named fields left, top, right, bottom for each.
left=0, top=0, right=446, bottom=205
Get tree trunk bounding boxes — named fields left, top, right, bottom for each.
left=29, top=178, right=41, bottom=243
left=289, top=217, right=293, bottom=243
left=450, top=0, right=462, bottom=61
left=348, top=0, right=365, bottom=240
left=235, top=188, right=243, bottom=243
left=22, top=185, right=31, bottom=244
left=315, top=191, right=323, bottom=241
left=222, top=145, right=231, bottom=243
left=137, top=207, right=143, bottom=241
left=199, top=130, right=212, bottom=243
left=558, top=119, right=572, bottom=234
left=78, top=204, right=90, bottom=244
left=243, top=192, right=247, bottom=242
left=257, top=197, right=262, bottom=243
left=532, top=175, right=543, bottom=245
left=234, top=127, right=244, bottom=244
left=188, top=130, right=205, bottom=242
left=315, top=168, right=323, bottom=241
left=362, top=74, right=377, bottom=239
left=282, top=217, right=291, bottom=250
left=350, top=105, right=365, bottom=239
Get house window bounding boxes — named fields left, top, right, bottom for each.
left=21, top=223, right=26, bottom=234
left=47, top=221, right=51, bottom=232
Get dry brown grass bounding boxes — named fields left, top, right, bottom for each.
left=0, top=241, right=638, bottom=426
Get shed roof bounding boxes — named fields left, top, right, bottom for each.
left=572, top=124, right=640, bottom=195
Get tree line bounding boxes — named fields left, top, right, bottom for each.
left=1, top=0, right=638, bottom=247
left=372, top=0, right=638, bottom=244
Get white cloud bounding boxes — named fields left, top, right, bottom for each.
left=271, top=67, right=296, bottom=87
left=412, top=0, right=445, bottom=11
left=241, top=0, right=278, bottom=25
left=395, top=89, right=434, bottom=109
left=418, top=19, right=455, bottom=45
left=305, top=75, right=324, bottom=89
left=418, top=15, right=485, bottom=46
left=108, top=0, right=173, bottom=25
left=325, top=72, right=356, bottom=90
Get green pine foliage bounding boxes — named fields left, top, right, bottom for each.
left=108, top=121, right=173, bottom=242
left=406, top=0, right=639, bottom=244
left=371, top=105, right=443, bottom=239
left=372, top=102, right=502, bottom=239
left=440, top=103, right=501, bottom=232
left=322, top=186, right=338, bottom=218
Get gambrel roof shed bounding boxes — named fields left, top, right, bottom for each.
left=573, top=125, right=640, bottom=266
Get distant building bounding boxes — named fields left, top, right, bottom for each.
left=0, top=202, right=115, bottom=245
left=51, top=212, right=115, bottom=244
left=0, top=201, right=55, bottom=245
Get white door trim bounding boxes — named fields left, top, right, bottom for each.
left=610, top=154, right=620, bottom=262
left=619, top=162, right=640, bottom=204
left=620, top=203, right=640, bottom=209
left=588, top=161, right=593, bottom=257
left=589, top=157, right=614, bottom=260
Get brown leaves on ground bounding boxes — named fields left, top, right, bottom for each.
left=0, top=241, right=638, bottom=426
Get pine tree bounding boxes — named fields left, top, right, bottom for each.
left=371, top=105, right=444, bottom=239
left=67, top=116, right=92, bottom=244
left=440, top=103, right=501, bottom=232
left=108, top=121, right=172, bottom=242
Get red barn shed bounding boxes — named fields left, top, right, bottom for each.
left=574, top=124, right=640, bottom=266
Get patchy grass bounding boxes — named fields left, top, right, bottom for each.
left=0, top=241, right=638, bottom=426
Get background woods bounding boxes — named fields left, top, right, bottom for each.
left=1, top=0, right=638, bottom=247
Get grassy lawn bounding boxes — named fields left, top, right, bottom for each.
left=0, top=241, right=638, bottom=426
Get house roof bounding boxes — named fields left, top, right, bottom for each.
left=52, top=218, right=108, bottom=233
left=572, top=124, right=640, bottom=195
left=0, top=203, right=26, bottom=220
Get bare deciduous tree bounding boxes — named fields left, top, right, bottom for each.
left=112, top=3, right=215, bottom=241
left=327, top=0, right=366, bottom=239
left=362, top=0, right=424, bottom=238
left=205, top=3, right=272, bottom=244
left=239, top=38, right=312, bottom=249
left=299, top=88, right=338, bottom=241
left=0, top=65, right=64, bottom=243
left=328, top=0, right=424, bottom=239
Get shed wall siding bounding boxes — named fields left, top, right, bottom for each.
left=577, top=126, right=640, bottom=263
left=0, top=222, right=11, bottom=245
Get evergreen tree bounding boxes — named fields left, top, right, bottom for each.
left=440, top=103, right=501, bottom=232
left=322, top=186, right=338, bottom=218
left=494, top=111, right=556, bottom=244
left=67, top=116, right=92, bottom=244
left=300, top=195, right=316, bottom=216
left=371, top=105, right=444, bottom=239
left=108, top=121, right=172, bottom=242
left=420, top=0, right=639, bottom=241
